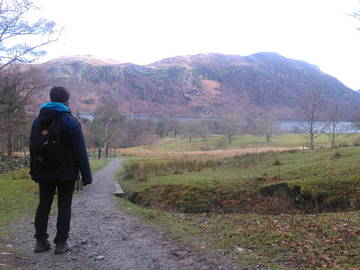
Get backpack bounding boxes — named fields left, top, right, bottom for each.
left=31, top=117, right=66, bottom=170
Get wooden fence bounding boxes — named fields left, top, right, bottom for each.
left=87, top=148, right=118, bottom=159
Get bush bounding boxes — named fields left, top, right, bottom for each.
left=338, top=142, right=350, bottom=148
left=123, top=158, right=217, bottom=181
left=352, top=137, right=360, bottom=146
left=199, top=145, right=211, bottom=151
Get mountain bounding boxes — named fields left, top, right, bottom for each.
left=30, top=53, right=360, bottom=119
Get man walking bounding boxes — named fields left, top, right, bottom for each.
left=30, top=86, right=92, bottom=254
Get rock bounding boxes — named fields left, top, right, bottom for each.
left=235, top=246, right=250, bottom=252
left=90, top=252, right=98, bottom=257
left=5, top=244, right=13, bottom=248
left=95, top=255, right=105, bottom=261
left=171, top=249, right=188, bottom=258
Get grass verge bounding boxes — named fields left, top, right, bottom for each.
left=0, top=158, right=110, bottom=240
left=120, top=148, right=360, bottom=213
left=117, top=198, right=360, bottom=269
left=117, top=147, right=360, bottom=268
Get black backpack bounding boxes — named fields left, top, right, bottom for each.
left=31, top=117, right=66, bottom=170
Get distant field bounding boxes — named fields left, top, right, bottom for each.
left=117, top=143, right=360, bottom=269
left=0, top=159, right=110, bottom=240
left=121, top=133, right=360, bottom=153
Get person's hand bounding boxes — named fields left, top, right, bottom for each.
left=82, top=178, right=92, bottom=186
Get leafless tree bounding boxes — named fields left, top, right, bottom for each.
left=0, top=66, right=44, bottom=157
left=88, top=97, right=124, bottom=149
left=154, top=115, right=173, bottom=138
left=0, top=0, right=60, bottom=158
left=119, top=118, right=157, bottom=147
left=299, top=88, right=326, bottom=149
left=168, top=118, right=181, bottom=138
left=219, top=115, right=243, bottom=144
left=324, top=99, right=346, bottom=148
left=248, top=109, right=278, bottom=143
left=180, top=120, right=199, bottom=142
left=198, top=119, right=213, bottom=143
left=0, top=0, right=60, bottom=70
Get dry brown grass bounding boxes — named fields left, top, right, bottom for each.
left=118, top=146, right=302, bottom=159
left=13, top=152, right=28, bottom=158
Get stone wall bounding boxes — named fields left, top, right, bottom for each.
left=0, top=157, right=29, bottom=174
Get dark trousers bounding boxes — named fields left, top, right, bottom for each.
left=34, top=180, right=76, bottom=244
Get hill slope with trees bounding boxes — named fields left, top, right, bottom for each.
left=30, top=52, right=360, bottom=120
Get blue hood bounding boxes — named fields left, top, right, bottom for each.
left=40, top=102, right=70, bottom=112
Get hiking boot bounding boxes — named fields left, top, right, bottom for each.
left=34, top=240, right=51, bottom=253
left=54, top=241, right=72, bottom=254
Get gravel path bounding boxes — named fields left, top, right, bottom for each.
left=10, top=158, right=242, bottom=270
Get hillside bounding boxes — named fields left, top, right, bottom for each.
left=30, top=53, right=360, bottom=119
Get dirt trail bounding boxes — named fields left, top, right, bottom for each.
left=8, top=159, right=242, bottom=270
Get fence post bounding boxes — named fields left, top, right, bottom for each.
left=23, top=149, right=28, bottom=167
left=98, top=148, right=101, bottom=159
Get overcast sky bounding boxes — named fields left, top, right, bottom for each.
left=33, top=0, right=360, bottom=90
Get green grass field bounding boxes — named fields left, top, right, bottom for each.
left=0, top=158, right=110, bottom=240
left=120, top=147, right=360, bottom=213
left=132, top=133, right=360, bottom=152
left=117, top=142, right=360, bottom=269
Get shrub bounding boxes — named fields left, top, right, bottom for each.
left=123, top=158, right=218, bottom=182
left=352, top=138, right=360, bottom=146
left=338, top=142, right=350, bottom=148
left=199, top=145, right=211, bottom=151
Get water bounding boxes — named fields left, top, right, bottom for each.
left=78, top=113, right=359, bottom=133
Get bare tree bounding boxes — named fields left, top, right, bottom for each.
left=181, top=120, right=199, bottom=142
left=324, top=99, right=346, bottom=148
left=0, top=0, right=60, bottom=158
left=248, top=109, right=278, bottom=143
left=219, top=115, right=243, bottom=144
left=299, top=88, right=326, bottom=149
left=0, top=66, right=44, bottom=157
left=168, top=118, right=181, bottom=138
left=119, top=118, right=157, bottom=147
left=198, top=119, right=213, bottom=143
left=88, top=97, right=123, bottom=150
left=0, top=0, right=60, bottom=70
left=155, top=115, right=173, bottom=138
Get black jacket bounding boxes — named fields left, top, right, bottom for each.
left=30, top=108, right=92, bottom=185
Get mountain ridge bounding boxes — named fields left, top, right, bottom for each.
left=31, top=52, right=360, bottom=120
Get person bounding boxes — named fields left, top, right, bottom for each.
left=29, top=86, right=92, bottom=254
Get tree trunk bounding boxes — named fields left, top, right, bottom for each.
left=310, top=132, right=314, bottom=150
